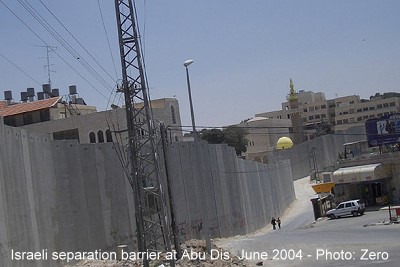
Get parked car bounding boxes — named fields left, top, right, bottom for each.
left=326, top=199, right=365, bottom=219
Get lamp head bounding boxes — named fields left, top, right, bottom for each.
left=183, top=59, right=194, bottom=67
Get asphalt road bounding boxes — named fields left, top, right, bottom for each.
left=217, top=177, right=400, bottom=267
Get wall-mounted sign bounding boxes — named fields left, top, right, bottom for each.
left=365, top=113, right=400, bottom=147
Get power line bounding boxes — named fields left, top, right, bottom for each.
left=16, top=0, right=114, bottom=93
left=0, top=0, right=109, bottom=100
left=169, top=124, right=370, bottom=136
left=96, top=0, right=119, bottom=81
left=0, top=52, right=42, bottom=86
left=38, top=0, right=118, bottom=84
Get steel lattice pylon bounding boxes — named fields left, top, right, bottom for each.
left=114, top=0, right=173, bottom=265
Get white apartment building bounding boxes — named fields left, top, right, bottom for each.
left=333, top=94, right=400, bottom=131
left=257, top=90, right=400, bottom=140
left=238, top=117, right=291, bottom=163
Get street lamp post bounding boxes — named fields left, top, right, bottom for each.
left=183, top=59, right=198, bottom=140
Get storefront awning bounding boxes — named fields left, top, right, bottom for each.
left=332, top=163, right=391, bottom=184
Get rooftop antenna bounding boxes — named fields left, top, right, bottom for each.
left=35, top=45, right=57, bottom=86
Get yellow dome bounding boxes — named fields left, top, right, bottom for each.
left=276, top=137, right=293, bottom=149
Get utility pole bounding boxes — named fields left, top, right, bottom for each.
left=160, top=123, right=181, bottom=258
left=114, top=1, right=173, bottom=266
left=311, top=147, right=319, bottom=182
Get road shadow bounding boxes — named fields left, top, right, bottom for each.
left=365, top=205, right=385, bottom=212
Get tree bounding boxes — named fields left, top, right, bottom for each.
left=315, top=120, right=334, bottom=137
left=200, top=128, right=224, bottom=144
left=201, top=126, right=248, bottom=155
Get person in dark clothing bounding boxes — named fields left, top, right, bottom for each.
left=271, top=217, right=276, bottom=230
left=276, top=217, right=281, bottom=229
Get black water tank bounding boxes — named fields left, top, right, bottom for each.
left=20, top=92, right=28, bottom=102
left=69, top=85, right=77, bottom=95
left=27, top=87, right=35, bottom=97
left=42, top=84, right=51, bottom=93
left=4, top=90, right=12, bottom=101
left=37, top=92, right=45, bottom=100
left=52, top=89, right=60, bottom=97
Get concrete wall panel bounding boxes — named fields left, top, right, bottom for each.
left=0, top=120, right=296, bottom=266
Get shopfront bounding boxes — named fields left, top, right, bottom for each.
left=332, top=163, right=392, bottom=206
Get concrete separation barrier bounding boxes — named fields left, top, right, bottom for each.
left=0, top=118, right=295, bottom=266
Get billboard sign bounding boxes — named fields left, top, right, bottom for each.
left=365, top=113, right=400, bottom=147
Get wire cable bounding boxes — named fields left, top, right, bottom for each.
left=39, top=0, right=117, bottom=84
left=96, top=0, right=119, bottom=81
left=0, top=52, right=42, bottom=86
left=0, top=0, right=110, bottom=100
left=17, top=0, right=114, bottom=93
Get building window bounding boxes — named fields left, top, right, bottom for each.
left=23, top=113, right=33, bottom=125
left=303, top=108, right=308, bottom=112
left=357, top=117, right=362, bottom=121
left=40, top=109, right=50, bottom=122
left=53, top=129, right=80, bottom=141
left=321, top=114, right=326, bottom=118
left=287, top=114, right=290, bottom=119
left=315, top=114, right=320, bottom=119
left=337, top=120, right=343, bottom=124
left=170, top=106, right=177, bottom=124
left=383, top=103, right=389, bottom=108
left=363, top=107, right=368, bottom=111
left=369, top=114, right=375, bottom=118
left=106, top=129, right=113, bottom=142
left=308, top=115, right=314, bottom=120
left=321, top=104, right=327, bottom=109
left=98, top=130, right=104, bottom=143
left=389, top=102, right=395, bottom=107
left=89, top=132, right=96, bottom=143
left=377, top=104, right=383, bottom=109
left=343, top=119, right=349, bottom=124
left=309, top=107, right=315, bottom=111
left=363, top=115, right=369, bottom=119
left=369, top=107, right=375, bottom=110
left=357, top=109, right=362, bottom=112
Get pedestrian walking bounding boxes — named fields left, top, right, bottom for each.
left=276, top=217, right=281, bottom=229
left=271, top=217, right=276, bottom=230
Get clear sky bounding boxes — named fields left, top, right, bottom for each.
left=0, top=0, right=399, bottom=128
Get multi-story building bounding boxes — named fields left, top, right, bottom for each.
left=16, top=98, right=183, bottom=144
left=0, top=84, right=183, bottom=143
left=333, top=94, right=400, bottom=131
left=0, top=85, right=97, bottom=127
left=257, top=87, right=400, bottom=140
left=238, top=117, right=291, bottom=163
